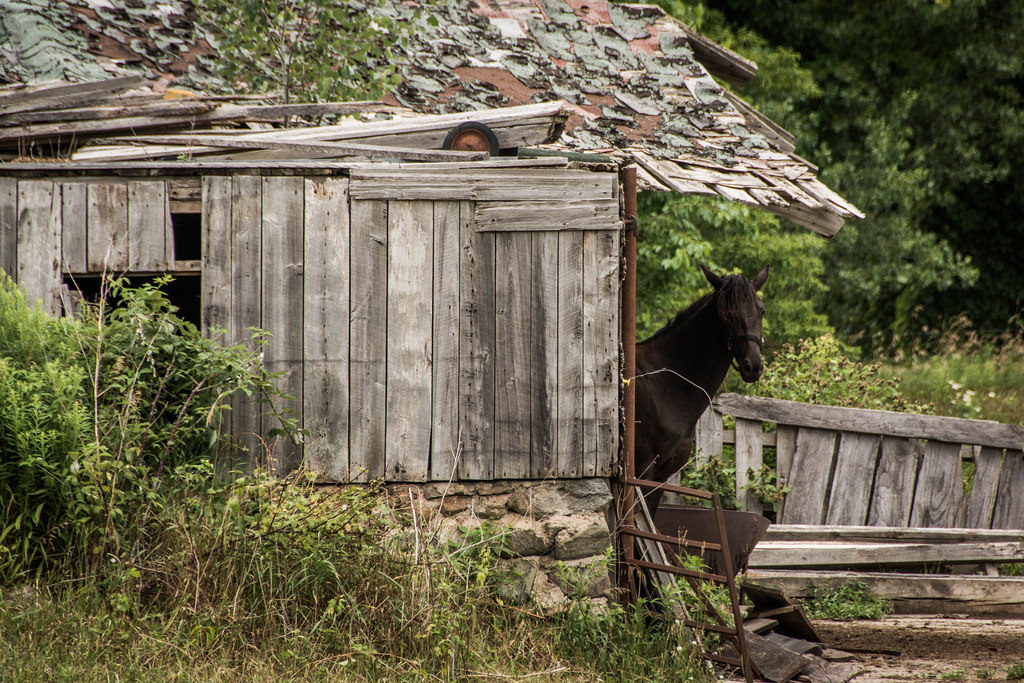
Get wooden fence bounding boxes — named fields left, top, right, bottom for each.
left=685, top=393, right=1024, bottom=529
left=0, top=163, right=623, bottom=483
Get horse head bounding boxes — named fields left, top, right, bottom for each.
left=700, top=264, right=769, bottom=383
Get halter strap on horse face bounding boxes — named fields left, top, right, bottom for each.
left=727, top=334, right=763, bottom=351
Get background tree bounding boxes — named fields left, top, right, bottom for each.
left=197, top=0, right=407, bottom=104
left=700, top=0, right=1023, bottom=353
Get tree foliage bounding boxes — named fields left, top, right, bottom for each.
left=703, top=0, right=1024, bottom=352
left=637, top=192, right=831, bottom=346
left=196, top=0, right=406, bottom=103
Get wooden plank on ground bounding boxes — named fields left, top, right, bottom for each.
left=748, top=540, right=1024, bottom=569
left=458, top=210, right=495, bottom=480
left=261, top=176, right=305, bottom=475
left=825, top=433, right=881, bottom=526
left=965, top=447, right=1004, bottom=529
left=0, top=178, right=16, bottom=281
left=16, top=180, right=61, bottom=315
left=992, top=450, right=1024, bottom=529
left=714, top=393, right=1024, bottom=450
left=867, top=437, right=924, bottom=527
left=494, top=231, right=533, bottom=480
left=86, top=183, right=128, bottom=273
left=735, top=418, right=764, bottom=513
left=127, top=181, right=168, bottom=271
left=530, top=231, right=558, bottom=479
left=60, top=183, right=87, bottom=274
left=302, top=177, right=350, bottom=482
left=765, top=525, right=1024, bottom=544
left=585, top=229, right=620, bottom=477
left=910, top=441, right=966, bottom=528
left=385, top=200, right=434, bottom=482
left=557, top=230, right=585, bottom=478
left=778, top=428, right=836, bottom=525
left=747, top=569, right=1024, bottom=617
left=349, top=199, right=388, bottom=481
left=229, top=175, right=263, bottom=471
left=430, top=201, right=463, bottom=481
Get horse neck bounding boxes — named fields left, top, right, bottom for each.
left=638, top=299, right=732, bottom=396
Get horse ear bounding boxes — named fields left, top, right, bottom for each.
left=701, top=263, right=725, bottom=289
left=752, top=264, right=770, bottom=291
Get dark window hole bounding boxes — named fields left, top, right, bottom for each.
left=171, top=212, right=202, bottom=261
left=63, top=274, right=202, bottom=329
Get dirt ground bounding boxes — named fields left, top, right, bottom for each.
left=814, top=616, right=1024, bottom=682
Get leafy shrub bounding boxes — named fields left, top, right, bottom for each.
left=0, top=274, right=288, bottom=582
left=801, top=581, right=892, bottom=621
left=736, top=334, right=930, bottom=413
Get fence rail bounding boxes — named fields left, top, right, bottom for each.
left=683, top=394, right=1024, bottom=529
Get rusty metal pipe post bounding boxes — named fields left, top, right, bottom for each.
left=619, top=166, right=638, bottom=598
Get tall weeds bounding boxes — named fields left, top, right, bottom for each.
left=0, top=273, right=289, bottom=582
left=0, top=274, right=711, bottom=681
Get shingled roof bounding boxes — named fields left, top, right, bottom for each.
left=0, top=0, right=861, bottom=235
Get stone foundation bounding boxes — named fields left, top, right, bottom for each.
left=383, top=479, right=618, bottom=612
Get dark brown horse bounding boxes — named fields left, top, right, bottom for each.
left=634, top=264, right=769, bottom=514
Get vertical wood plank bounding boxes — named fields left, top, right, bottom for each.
left=774, top=424, right=798, bottom=521
left=458, top=206, right=495, bottom=480
left=867, top=437, right=924, bottom=527
left=201, top=177, right=232, bottom=339
left=910, top=441, right=966, bottom=528
left=303, top=177, right=350, bottom=482
left=991, top=450, right=1024, bottom=529
left=694, top=407, right=724, bottom=462
left=430, top=201, right=463, bottom=481
left=585, top=229, right=620, bottom=477
left=734, top=418, right=763, bottom=513
left=87, top=183, right=128, bottom=273
left=349, top=199, right=388, bottom=481
left=60, top=183, right=88, bottom=274
left=779, top=427, right=836, bottom=524
left=530, top=231, right=559, bottom=479
left=385, top=200, right=433, bottom=482
left=494, top=231, right=532, bottom=480
left=201, top=176, right=233, bottom=443
left=128, top=181, right=167, bottom=271
left=229, top=175, right=263, bottom=471
left=17, top=180, right=61, bottom=315
left=0, top=178, right=15, bottom=281
left=261, top=176, right=304, bottom=475
left=556, top=230, right=584, bottom=478
left=825, top=432, right=882, bottom=525
left=965, top=446, right=1004, bottom=528
left=775, top=425, right=798, bottom=485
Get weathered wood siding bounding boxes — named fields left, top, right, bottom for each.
left=0, top=167, right=622, bottom=482
left=692, top=393, right=1024, bottom=530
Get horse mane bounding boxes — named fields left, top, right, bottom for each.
left=641, top=274, right=754, bottom=344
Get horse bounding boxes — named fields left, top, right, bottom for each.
left=633, top=264, right=769, bottom=515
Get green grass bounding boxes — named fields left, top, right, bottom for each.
left=801, top=581, right=893, bottom=621
left=879, top=323, right=1024, bottom=425
left=0, top=478, right=712, bottom=683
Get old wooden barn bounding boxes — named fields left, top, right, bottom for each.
left=0, top=153, right=624, bottom=485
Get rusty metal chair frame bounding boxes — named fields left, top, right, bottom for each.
left=615, top=476, right=756, bottom=683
